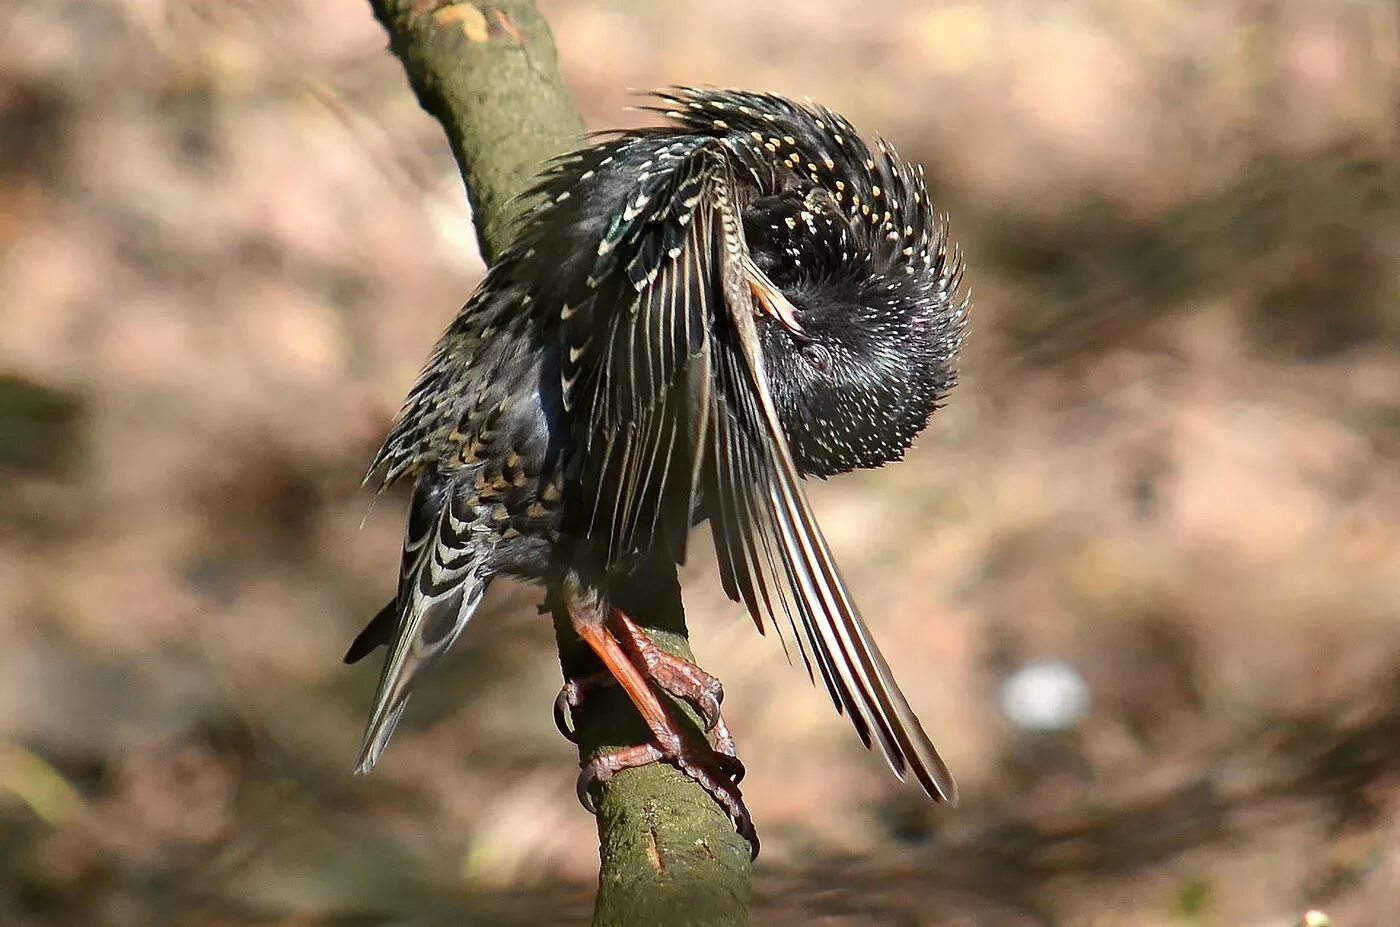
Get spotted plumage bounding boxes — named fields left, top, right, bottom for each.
left=348, top=89, right=969, bottom=814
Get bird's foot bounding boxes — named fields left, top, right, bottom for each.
left=553, top=671, right=616, bottom=743
left=560, top=656, right=754, bottom=850
left=557, top=662, right=748, bottom=834
left=555, top=616, right=738, bottom=758
left=609, top=610, right=736, bottom=756
left=558, top=597, right=756, bottom=855
left=576, top=733, right=756, bottom=853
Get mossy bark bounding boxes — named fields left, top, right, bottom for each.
left=365, top=3, right=754, bottom=923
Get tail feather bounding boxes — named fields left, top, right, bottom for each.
left=353, top=477, right=491, bottom=774
left=344, top=600, right=396, bottom=665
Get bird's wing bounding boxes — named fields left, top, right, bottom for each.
left=561, top=140, right=719, bottom=564
left=567, top=143, right=957, bottom=804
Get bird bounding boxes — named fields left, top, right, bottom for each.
left=346, top=88, right=969, bottom=849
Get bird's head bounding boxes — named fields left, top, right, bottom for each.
left=668, top=90, right=968, bottom=478
left=748, top=187, right=963, bottom=478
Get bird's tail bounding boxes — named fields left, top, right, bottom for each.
left=349, top=476, right=490, bottom=773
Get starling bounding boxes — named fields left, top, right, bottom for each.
left=347, top=89, right=969, bottom=845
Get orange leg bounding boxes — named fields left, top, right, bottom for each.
left=556, top=615, right=736, bottom=758
left=571, top=615, right=685, bottom=756
left=609, top=609, right=736, bottom=758
left=565, top=605, right=754, bottom=853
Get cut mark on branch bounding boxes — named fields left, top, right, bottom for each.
left=645, top=826, right=666, bottom=874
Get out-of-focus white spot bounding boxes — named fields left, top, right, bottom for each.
left=1000, top=659, right=1090, bottom=731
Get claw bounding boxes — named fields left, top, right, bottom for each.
left=554, top=689, right=577, bottom=744
left=692, top=691, right=723, bottom=732
left=577, top=766, right=594, bottom=813
left=713, top=750, right=745, bottom=785
left=554, top=672, right=618, bottom=744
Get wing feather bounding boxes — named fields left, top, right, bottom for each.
left=568, top=142, right=957, bottom=804
left=568, top=143, right=724, bottom=561
left=712, top=241, right=957, bottom=801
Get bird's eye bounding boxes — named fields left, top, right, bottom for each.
left=801, top=342, right=832, bottom=372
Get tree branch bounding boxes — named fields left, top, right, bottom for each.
left=368, top=0, right=582, bottom=261
left=364, top=3, right=754, bottom=923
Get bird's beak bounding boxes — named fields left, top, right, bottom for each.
left=749, top=275, right=805, bottom=337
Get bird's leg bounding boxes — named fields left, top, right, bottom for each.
left=564, top=595, right=754, bottom=849
left=608, top=609, right=737, bottom=759
left=555, top=611, right=737, bottom=757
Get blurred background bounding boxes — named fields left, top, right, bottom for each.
left=2, top=1, right=1398, bottom=924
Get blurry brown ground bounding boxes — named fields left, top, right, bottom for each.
left=2, top=1, right=1399, bottom=925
